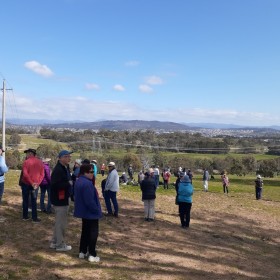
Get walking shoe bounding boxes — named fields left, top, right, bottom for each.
left=79, top=252, right=86, bottom=259
left=49, top=242, right=56, bottom=249
left=113, top=212, right=118, bottom=218
left=104, top=212, right=113, bottom=216
left=22, top=217, right=30, bottom=221
left=32, top=218, right=41, bottom=223
left=88, top=255, right=100, bottom=263
left=56, top=244, right=72, bottom=252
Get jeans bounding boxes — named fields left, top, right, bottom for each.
left=21, top=183, right=38, bottom=220
left=163, top=180, right=169, bottom=189
left=223, top=184, right=229, bottom=194
left=80, top=219, right=99, bottom=257
left=104, top=190, right=118, bottom=215
left=179, top=202, right=192, bottom=227
left=0, top=182, right=4, bottom=204
left=40, top=184, right=51, bottom=211
left=154, top=175, right=159, bottom=188
left=256, top=187, right=262, bottom=200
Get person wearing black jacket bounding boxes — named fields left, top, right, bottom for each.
left=50, top=150, right=73, bottom=252
left=140, top=171, right=156, bottom=221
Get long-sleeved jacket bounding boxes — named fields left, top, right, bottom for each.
left=51, top=161, right=72, bottom=206
left=105, top=168, right=119, bottom=192
left=140, top=177, right=156, bottom=200
left=74, top=175, right=102, bottom=220
left=178, top=181, right=193, bottom=203
left=40, top=162, right=51, bottom=186
left=203, top=170, right=209, bottom=181
left=0, top=156, right=8, bottom=183
left=21, top=156, right=44, bottom=186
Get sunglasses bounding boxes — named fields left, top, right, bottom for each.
left=88, top=170, right=94, bottom=174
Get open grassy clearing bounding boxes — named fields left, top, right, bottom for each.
left=0, top=171, right=279, bottom=280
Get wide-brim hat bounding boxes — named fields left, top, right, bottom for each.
left=107, top=161, right=115, bottom=167
left=24, top=148, right=37, bottom=155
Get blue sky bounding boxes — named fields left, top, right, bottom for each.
left=1, top=0, right=280, bottom=126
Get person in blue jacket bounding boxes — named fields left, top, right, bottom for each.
left=0, top=146, right=8, bottom=205
left=74, top=163, right=102, bottom=263
left=177, top=175, right=193, bottom=228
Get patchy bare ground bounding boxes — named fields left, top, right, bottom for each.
left=0, top=177, right=279, bottom=280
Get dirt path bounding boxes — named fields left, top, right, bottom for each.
left=0, top=186, right=279, bottom=280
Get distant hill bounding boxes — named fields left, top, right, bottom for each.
left=44, top=120, right=191, bottom=131
left=6, top=118, right=280, bottom=132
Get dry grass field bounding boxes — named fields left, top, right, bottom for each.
left=0, top=171, right=279, bottom=280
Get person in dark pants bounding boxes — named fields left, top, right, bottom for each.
left=104, top=162, right=119, bottom=217
left=255, top=175, right=263, bottom=200
left=39, top=158, right=52, bottom=213
left=177, top=175, right=193, bottom=228
left=74, top=164, right=102, bottom=263
left=21, top=148, right=44, bottom=222
left=140, top=171, right=157, bottom=221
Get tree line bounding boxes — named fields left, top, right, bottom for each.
left=3, top=128, right=280, bottom=177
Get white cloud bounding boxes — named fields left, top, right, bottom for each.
left=113, top=84, right=125, bottom=91
left=139, top=84, right=153, bottom=93
left=125, top=60, right=140, bottom=67
left=24, top=60, right=54, bottom=77
left=7, top=94, right=280, bottom=126
left=145, top=75, right=163, bottom=85
left=85, top=83, right=100, bottom=90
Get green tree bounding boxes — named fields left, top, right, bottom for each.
left=8, top=133, right=21, bottom=146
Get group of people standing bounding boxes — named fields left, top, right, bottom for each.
left=1, top=147, right=266, bottom=265
left=16, top=148, right=120, bottom=263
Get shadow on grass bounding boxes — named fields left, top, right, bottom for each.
left=0, top=186, right=279, bottom=280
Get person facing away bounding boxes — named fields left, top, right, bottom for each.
left=104, top=162, right=119, bottom=217
left=128, top=165, right=133, bottom=180
left=177, top=175, right=194, bottom=228
left=138, top=171, right=144, bottom=185
left=202, top=168, right=209, bottom=192
left=50, top=150, right=73, bottom=252
left=0, top=145, right=8, bottom=205
left=21, top=148, right=44, bottom=222
left=187, top=169, right=193, bottom=184
left=71, top=159, right=82, bottom=201
left=100, top=163, right=106, bottom=177
left=221, top=173, right=229, bottom=194
left=74, top=163, right=102, bottom=263
left=140, top=171, right=157, bottom=221
left=39, top=158, right=52, bottom=213
left=91, top=160, right=98, bottom=185
left=255, top=174, right=264, bottom=200
left=162, top=169, right=171, bottom=189
left=153, top=166, right=160, bottom=188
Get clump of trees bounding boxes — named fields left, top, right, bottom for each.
left=4, top=128, right=280, bottom=177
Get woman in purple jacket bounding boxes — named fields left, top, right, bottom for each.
left=39, top=158, right=52, bottom=213
left=74, top=164, right=102, bottom=263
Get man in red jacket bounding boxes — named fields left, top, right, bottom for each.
left=21, top=148, right=44, bottom=222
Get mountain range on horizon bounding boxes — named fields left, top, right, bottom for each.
left=5, top=118, right=280, bottom=131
